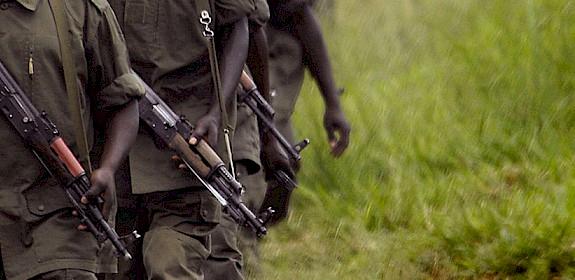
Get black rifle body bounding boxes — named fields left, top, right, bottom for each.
left=0, top=60, right=131, bottom=259
left=238, top=72, right=309, bottom=190
left=136, top=76, right=269, bottom=237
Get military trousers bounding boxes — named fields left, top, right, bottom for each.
left=203, top=163, right=267, bottom=280
left=107, top=188, right=221, bottom=280
left=237, top=170, right=267, bottom=279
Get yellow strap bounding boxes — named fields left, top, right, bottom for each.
left=48, top=0, right=93, bottom=172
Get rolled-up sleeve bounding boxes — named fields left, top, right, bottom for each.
left=215, top=0, right=255, bottom=27
left=85, top=3, right=145, bottom=110
left=249, top=0, right=270, bottom=27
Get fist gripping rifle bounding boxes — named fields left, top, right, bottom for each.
left=0, top=60, right=133, bottom=259
left=238, top=71, right=309, bottom=190
left=135, top=75, right=272, bottom=237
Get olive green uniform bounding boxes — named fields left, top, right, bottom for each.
left=267, top=26, right=304, bottom=144
left=108, top=0, right=254, bottom=279
left=266, top=0, right=311, bottom=146
left=0, top=0, right=143, bottom=279
left=267, top=0, right=333, bottom=143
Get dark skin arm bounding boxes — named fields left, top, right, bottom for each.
left=82, top=100, right=139, bottom=220
left=191, top=17, right=250, bottom=146
left=247, top=23, right=270, bottom=101
left=272, top=4, right=351, bottom=157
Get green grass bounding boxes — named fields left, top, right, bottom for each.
left=258, top=0, right=575, bottom=279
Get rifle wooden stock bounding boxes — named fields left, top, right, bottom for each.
left=169, top=133, right=212, bottom=178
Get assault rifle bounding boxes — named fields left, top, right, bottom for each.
left=136, top=75, right=272, bottom=237
left=238, top=72, right=309, bottom=191
left=0, top=60, right=133, bottom=259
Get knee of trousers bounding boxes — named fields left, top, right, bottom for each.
left=209, top=214, right=242, bottom=261
left=143, top=227, right=210, bottom=279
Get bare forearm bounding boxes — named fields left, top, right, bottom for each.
left=215, top=17, right=250, bottom=112
left=247, top=24, right=271, bottom=101
left=98, top=100, right=139, bottom=172
left=290, top=5, right=340, bottom=109
left=247, top=24, right=277, bottom=142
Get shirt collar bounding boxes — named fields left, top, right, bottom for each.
left=16, top=0, right=40, bottom=11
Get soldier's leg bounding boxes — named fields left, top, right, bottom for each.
left=203, top=211, right=243, bottom=280
left=101, top=159, right=148, bottom=280
left=204, top=101, right=260, bottom=280
left=204, top=164, right=267, bottom=280
left=102, top=206, right=147, bottom=280
left=31, top=269, right=98, bottom=280
left=237, top=169, right=268, bottom=278
left=143, top=188, right=220, bottom=280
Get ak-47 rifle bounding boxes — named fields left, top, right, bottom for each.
left=238, top=71, right=309, bottom=190
left=135, top=75, right=272, bottom=237
left=0, top=60, right=134, bottom=259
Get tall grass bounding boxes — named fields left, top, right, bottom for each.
left=259, top=0, right=575, bottom=279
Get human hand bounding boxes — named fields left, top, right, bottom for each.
left=261, top=137, right=295, bottom=181
left=191, top=111, right=221, bottom=147
left=324, top=107, right=351, bottom=157
left=77, top=167, right=116, bottom=230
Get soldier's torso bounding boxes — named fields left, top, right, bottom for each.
left=109, top=0, right=254, bottom=193
left=0, top=0, right=90, bottom=199
left=0, top=1, right=140, bottom=278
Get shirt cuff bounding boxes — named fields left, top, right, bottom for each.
left=96, top=73, right=145, bottom=110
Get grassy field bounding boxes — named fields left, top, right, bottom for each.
left=259, top=0, right=575, bottom=279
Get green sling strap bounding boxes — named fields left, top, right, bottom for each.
left=48, top=0, right=93, bottom=173
left=197, top=0, right=236, bottom=176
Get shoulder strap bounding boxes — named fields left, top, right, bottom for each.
left=198, top=2, right=230, bottom=132
left=197, top=1, right=236, bottom=177
left=48, top=0, right=93, bottom=173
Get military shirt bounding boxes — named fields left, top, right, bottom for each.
left=0, top=0, right=144, bottom=279
left=249, top=0, right=270, bottom=27
left=268, top=0, right=310, bottom=27
left=110, top=0, right=255, bottom=193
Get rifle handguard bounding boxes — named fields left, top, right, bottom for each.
left=169, top=134, right=212, bottom=178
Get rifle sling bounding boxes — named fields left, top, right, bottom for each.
left=48, top=0, right=93, bottom=173
left=197, top=0, right=235, bottom=176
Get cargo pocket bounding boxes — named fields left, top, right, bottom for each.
left=123, top=0, right=159, bottom=61
left=198, top=191, right=221, bottom=225
left=154, top=190, right=221, bottom=238
left=23, top=177, right=98, bottom=264
left=23, top=177, right=71, bottom=222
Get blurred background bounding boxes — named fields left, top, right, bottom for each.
left=259, top=0, right=575, bottom=279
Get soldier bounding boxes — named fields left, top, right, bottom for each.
left=217, top=1, right=352, bottom=275
left=260, top=0, right=351, bottom=222
left=207, top=1, right=351, bottom=278
left=267, top=0, right=350, bottom=161
left=108, top=0, right=255, bottom=279
left=0, top=0, right=144, bottom=279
